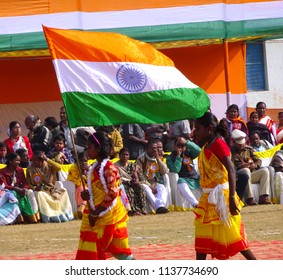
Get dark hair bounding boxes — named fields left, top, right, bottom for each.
left=44, top=117, right=59, bottom=128
left=174, top=136, right=186, bottom=145
left=32, top=150, right=45, bottom=161
left=226, top=104, right=239, bottom=114
left=0, top=142, right=7, bottom=149
left=9, top=121, right=21, bottom=130
left=145, top=138, right=160, bottom=148
left=256, top=101, right=266, bottom=109
left=52, top=133, right=66, bottom=143
left=249, top=111, right=258, bottom=118
left=249, top=130, right=261, bottom=139
left=5, top=153, right=20, bottom=165
left=119, top=147, right=130, bottom=155
left=15, top=148, right=28, bottom=157
left=195, top=112, right=219, bottom=131
left=88, top=131, right=113, bottom=159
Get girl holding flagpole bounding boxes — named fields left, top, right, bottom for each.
left=76, top=131, right=134, bottom=260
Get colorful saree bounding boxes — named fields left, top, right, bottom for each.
left=193, top=144, right=249, bottom=260
left=76, top=159, right=132, bottom=260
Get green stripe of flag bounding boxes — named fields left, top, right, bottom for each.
left=62, top=88, right=210, bottom=128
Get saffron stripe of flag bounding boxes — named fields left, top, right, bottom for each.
left=43, top=26, right=210, bottom=128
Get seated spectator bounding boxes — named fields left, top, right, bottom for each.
left=231, top=129, right=272, bottom=205
left=25, top=115, right=52, bottom=153
left=26, top=150, right=74, bottom=223
left=96, top=125, right=123, bottom=159
left=247, top=111, right=274, bottom=145
left=166, top=137, right=202, bottom=208
left=136, top=139, right=170, bottom=214
left=164, top=120, right=191, bottom=152
left=249, top=130, right=273, bottom=152
left=0, top=153, right=39, bottom=223
left=256, top=101, right=277, bottom=145
left=269, top=147, right=283, bottom=203
left=276, top=111, right=283, bottom=144
left=4, top=121, right=33, bottom=160
left=115, top=148, right=147, bottom=216
left=225, top=104, right=248, bottom=136
left=0, top=142, right=7, bottom=164
left=44, top=116, right=63, bottom=148
left=16, top=148, right=31, bottom=168
left=67, top=151, right=89, bottom=218
left=0, top=183, right=24, bottom=225
left=47, top=133, right=75, bottom=164
left=156, top=139, right=166, bottom=160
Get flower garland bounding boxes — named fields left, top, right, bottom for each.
left=87, top=158, right=117, bottom=217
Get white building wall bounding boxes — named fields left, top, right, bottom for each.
left=247, top=39, right=283, bottom=109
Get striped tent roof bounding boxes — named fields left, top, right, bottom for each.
left=1, top=0, right=283, bottom=58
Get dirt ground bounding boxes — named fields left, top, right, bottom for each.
left=0, top=204, right=282, bottom=257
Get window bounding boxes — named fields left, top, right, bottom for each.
left=246, top=42, right=267, bottom=91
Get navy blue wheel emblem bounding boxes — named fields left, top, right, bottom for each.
left=116, top=64, right=147, bottom=92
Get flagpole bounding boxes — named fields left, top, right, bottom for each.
left=223, top=40, right=231, bottom=109
left=64, top=108, right=93, bottom=218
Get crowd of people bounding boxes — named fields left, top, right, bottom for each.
left=0, top=101, right=282, bottom=260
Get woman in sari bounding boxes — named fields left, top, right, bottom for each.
left=0, top=153, right=38, bottom=223
left=76, top=131, right=134, bottom=260
left=193, top=112, right=256, bottom=260
left=26, top=150, right=74, bottom=223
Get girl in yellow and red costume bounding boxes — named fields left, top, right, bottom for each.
left=76, top=131, right=134, bottom=260
left=193, top=112, right=256, bottom=260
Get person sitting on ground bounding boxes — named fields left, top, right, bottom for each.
left=25, top=115, right=52, bottom=153
left=47, top=133, right=75, bottom=164
left=67, top=151, right=89, bottom=219
left=0, top=142, right=7, bottom=164
left=4, top=121, right=33, bottom=160
left=26, top=150, right=74, bottom=223
left=230, top=129, right=272, bottom=205
left=16, top=148, right=31, bottom=168
left=249, top=130, right=274, bottom=152
left=115, top=148, right=147, bottom=216
left=247, top=111, right=274, bottom=145
left=135, top=139, right=170, bottom=214
left=166, top=137, right=202, bottom=208
left=0, top=153, right=39, bottom=223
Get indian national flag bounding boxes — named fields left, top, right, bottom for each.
left=43, top=26, right=210, bottom=128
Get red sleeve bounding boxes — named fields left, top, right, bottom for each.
left=4, top=138, right=14, bottom=154
left=208, top=138, right=231, bottom=161
left=23, top=136, right=33, bottom=160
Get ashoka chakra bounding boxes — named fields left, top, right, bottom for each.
left=116, top=64, right=147, bottom=92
